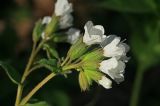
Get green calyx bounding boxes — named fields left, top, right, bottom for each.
left=82, top=49, right=103, bottom=61
left=81, top=49, right=103, bottom=71
left=68, top=38, right=88, bottom=60
left=44, top=15, right=58, bottom=38
left=78, top=69, right=104, bottom=91
left=84, top=70, right=103, bottom=82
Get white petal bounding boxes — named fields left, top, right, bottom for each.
left=99, top=57, right=118, bottom=74
left=83, top=21, right=106, bottom=45
left=120, top=43, right=130, bottom=53
left=55, top=0, right=73, bottom=16
left=98, top=76, right=112, bottom=89
left=67, top=28, right=81, bottom=44
left=42, top=16, right=52, bottom=25
left=103, top=36, right=124, bottom=57
left=59, top=14, right=73, bottom=29
left=99, top=57, right=125, bottom=83
left=94, top=25, right=105, bottom=34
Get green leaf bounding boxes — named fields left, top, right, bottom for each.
left=100, top=0, right=157, bottom=13
left=0, top=61, right=21, bottom=85
left=43, top=44, right=59, bottom=59
left=25, top=101, right=50, bottom=106
left=36, top=59, right=59, bottom=73
left=33, top=19, right=43, bottom=43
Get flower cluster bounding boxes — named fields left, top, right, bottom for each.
left=33, top=0, right=129, bottom=91
left=61, top=20, right=129, bottom=90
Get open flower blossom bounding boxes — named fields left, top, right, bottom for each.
left=102, top=35, right=130, bottom=58
left=99, top=57, right=125, bottom=83
left=55, top=0, right=73, bottom=16
left=66, top=28, right=81, bottom=44
left=77, top=21, right=129, bottom=89
left=98, top=76, right=112, bottom=89
left=83, top=21, right=106, bottom=45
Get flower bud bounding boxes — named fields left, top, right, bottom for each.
left=79, top=71, right=89, bottom=91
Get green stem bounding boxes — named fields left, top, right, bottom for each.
left=15, top=40, right=45, bottom=106
left=129, top=67, right=145, bottom=106
left=62, top=63, right=82, bottom=71
left=61, top=55, right=70, bottom=66
left=20, top=73, right=56, bottom=105
left=26, top=65, right=44, bottom=77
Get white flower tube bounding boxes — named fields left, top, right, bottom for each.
left=99, top=57, right=125, bottom=83
left=66, top=28, right=81, bottom=44
left=98, top=76, right=112, bottom=89
left=55, top=0, right=73, bottom=16
left=83, top=21, right=106, bottom=45
left=103, top=35, right=129, bottom=58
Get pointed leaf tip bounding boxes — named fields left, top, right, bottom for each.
left=0, top=61, right=21, bottom=85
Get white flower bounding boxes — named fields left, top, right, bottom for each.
left=59, top=14, right=73, bottom=29
left=42, top=16, right=52, bottom=25
left=83, top=21, right=106, bottom=45
left=55, top=0, right=73, bottom=16
left=99, top=57, right=125, bottom=83
left=66, top=28, right=81, bottom=44
left=103, top=35, right=129, bottom=58
left=98, top=76, right=112, bottom=89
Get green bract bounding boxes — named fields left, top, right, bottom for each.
left=43, top=44, right=59, bottom=59
left=33, top=19, right=43, bottom=43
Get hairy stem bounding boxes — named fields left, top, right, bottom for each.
left=20, top=73, right=56, bottom=105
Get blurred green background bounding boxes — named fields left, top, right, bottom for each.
left=0, top=0, right=160, bottom=106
